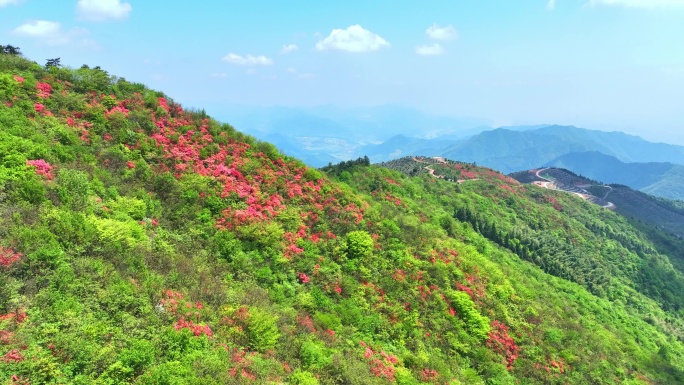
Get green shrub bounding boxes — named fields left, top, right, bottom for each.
left=247, top=308, right=280, bottom=352
left=119, top=339, right=156, bottom=376
left=138, top=360, right=195, bottom=384
left=447, top=290, right=490, bottom=340
left=109, top=195, right=147, bottom=220
left=290, top=369, right=320, bottom=385
left=346, top=230, right=374, bottom=259
left=57, top=168, right=91, bottom=211
left=0, top=73, right=19, bottom=100
left=89, top=216, right=147, bottom=250
left=300, top=338, right=332, bottom=369
left=313, top=312, right=342, bottom=331
left=213, top=230, right=243, bottom=262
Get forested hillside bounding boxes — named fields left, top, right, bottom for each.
left=2, top=52, right=684, bottom=384
left=506, top=167, right=684, bottom=239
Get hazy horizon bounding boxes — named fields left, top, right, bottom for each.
left=2, top=0, right=683, bottom=145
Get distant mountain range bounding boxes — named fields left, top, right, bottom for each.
left=357, top=125, right=684, bottom=199
left=355, top=135, right=460, bottom=162
left=220, top=107, right=684, bottom=199
left=439, top=126, right=618, bottom=172
left=218, top=105, right=491, bottom=166
left=364, top=125, right=684, bottom=173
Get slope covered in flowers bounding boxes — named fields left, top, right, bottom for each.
left=1, top=52, right=684, bottom=384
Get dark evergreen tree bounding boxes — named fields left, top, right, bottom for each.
left=1, top=45, right=21, bottom=55
left=45, top=57, right=61, bottom=68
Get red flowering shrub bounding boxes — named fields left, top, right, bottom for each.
left=227, top=347, right=258, bottom=381
left=545, top=196, right=562, bottom=211
left=158, top=289, right=184, bottom=314
left=159, top=289, right=213, bottom=338
left=420, top=368, right=439, bottom=382
left=0, top=330, right=13, bottom=344
left=359, top=341, right=398, bottom=380
left=174, top=317, right=213, bottom=337
left=2, top=349, right=24, bottom=363
left=105, top=105, right=130, bottom=118
left=10, top=374, right=30, bottom=385
left=36, top=82, right=52, bottom=98
left=158, top=97, right=169, bottom=113
left=0, top=309, right=27, bottom=323
left=26, top=159, right=54, bottom=180
left=297, top=272, right=310, bottom=284
left=487, top=320, right=519, bottom=370
left=456, top=282, right=474, bottom=298
left=456, top=271, right=487, bottom=302
left=0, top=246, right=21, bottom=267
left=297, top=314, right=316, bottom=333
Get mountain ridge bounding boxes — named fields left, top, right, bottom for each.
left=439, top=125, right=684, bottom=173
left=543, top=151, right=684, bottom=200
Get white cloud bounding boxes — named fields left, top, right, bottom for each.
left=222, top=53, right=273, bottom=66
left=426, top=24, right=457, bottom=41
left=286, top=67, right=315, bottom=79
left=0, top=0, right=20, bottom=7
left=281, top=44, right=298, bottom=54
left=12, top=20, right=95, bottom=47
left=77, top=0, right=132, bottom=21
left=547, top=0, right=556, bottom=10
left=589, top=0, right=684, bottom=7
left=13, top=20, right=61, bottom=37
left=316, top=24, right=389, bottom=53
left=415, top=43, right=445, bottom=56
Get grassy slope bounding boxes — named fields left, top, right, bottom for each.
left=0, top=54, right=683, bottom=384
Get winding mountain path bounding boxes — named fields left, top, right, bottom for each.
left=602, top=185, right=613, bottom=200
left=411, top=156, right=443, bottom=179
left=534, top=168, right=615, bottom=209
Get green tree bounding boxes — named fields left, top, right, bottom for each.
left=247, top=308, right=280, bottom=352
left=45, top=57, right=61, bottom=69
left=346, top=230, right=374, bottom=259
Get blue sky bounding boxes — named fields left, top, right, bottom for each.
left=2, top=0, right=684, bottom=144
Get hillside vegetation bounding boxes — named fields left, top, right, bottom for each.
left=2, top=52, right=684, bottom=384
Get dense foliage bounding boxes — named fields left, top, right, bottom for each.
left=1, top=52, right=684, bottom=384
